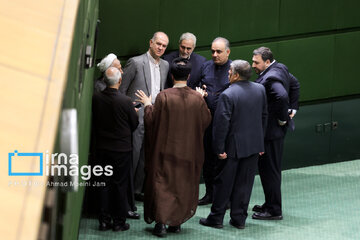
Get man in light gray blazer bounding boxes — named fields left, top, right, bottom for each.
left=120, top=32, right=169, bottom=200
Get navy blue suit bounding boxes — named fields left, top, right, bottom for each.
left=200, top=60, right=231, bottom=198
left=92, top=88, right=139, bottom=225
left=255, top=61, right=299, bottom=216
left=163, top=51, right=206, bottom=89
left=206, top=80, right=268, bottom=226
left=289, top=73, right=300, bottom=111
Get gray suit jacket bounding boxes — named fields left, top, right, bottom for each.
left=120, top=53, right=169, bottom=102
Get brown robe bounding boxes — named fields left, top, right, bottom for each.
left=143, top=86, right=211, bottom=226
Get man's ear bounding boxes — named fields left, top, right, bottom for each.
left=265, top=59, right=271, bottom=67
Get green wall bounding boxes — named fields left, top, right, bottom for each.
left=97, top=0, right=360, bottom=55
left=54, top=1, right=99, bottom=239
left=97, top=0, right=360, bottom=103
left=96, top=0, right=360, bottom=169
left=284, top=98, right=360, bottom=168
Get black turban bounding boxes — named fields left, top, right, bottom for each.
left=170, top=57, right=192, bottom=80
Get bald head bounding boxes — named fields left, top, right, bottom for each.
left=104, top=67, right=121, bottom=87
left=149, top=31, right=169, bottom=60
left=211, top=37, right=231, bottom=65
left=151, top=31, right=169, bottom=42
left=212, top=37, right=230, bottom=50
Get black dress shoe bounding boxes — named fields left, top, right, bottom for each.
left=126, top=211, right=140, bottom=219
left=198, top=194, right=212, bottom=205
left=252, top=211, right=283, bottom=220
left=113, top=223, right=130, bottom=231
left=99, top=222, right=112, bottom=231
left=167, top=225, right=181, bottom=233
left=229, top=219, right=245, bottom=229
left=252, top=204, right=265, bottom=213
left=152, top=223, right=167, bottom=237
left=199, top=218, right=223, bottom=229
left=134, top=193, right=144, bottom=202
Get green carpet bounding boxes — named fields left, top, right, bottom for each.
left=78, top=160, right=360, bottom=239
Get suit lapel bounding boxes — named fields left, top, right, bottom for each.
left=142, top=54, right=151, bottom=94
left=256, top=61, right=276, bottom=84
left=256, top=75, right=265, bottom=84
left=159, top=59, right=167, bottom=90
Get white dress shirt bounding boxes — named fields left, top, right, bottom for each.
left=147, top=51, right=161, bottom=104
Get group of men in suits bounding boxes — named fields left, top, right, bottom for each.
left=93, top=30, right=299, bottom=234
left=199, top=46, right=300, bottom=230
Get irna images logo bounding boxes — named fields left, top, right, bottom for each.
left=8, top=150, right=43, bottom=176
left=8, top=150, right=113, bottom=180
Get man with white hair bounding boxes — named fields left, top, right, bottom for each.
left=163, top=32, right=206, bottom=89
left=92, top=67, right=139, bottom=232
left=93, top=53, right=140, bottom=220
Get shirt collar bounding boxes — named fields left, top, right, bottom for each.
left=173, top=83, right=187, bottom=88
left=147, top=51, right=159, bottom=65
left=260, top=60, right=276, bottom=75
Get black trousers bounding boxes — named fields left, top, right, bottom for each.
left=126, top=162, right=137, bottom=211
left=202, top=122, right=218, bottom=197
left=207, top=154, right=258, bottom=225
left=258, top=138, right=284, bottom=216
left=97, top=150, right=131, bottom=224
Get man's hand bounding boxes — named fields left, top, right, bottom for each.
left=218, top=152, right=227, bottom=160
left=200, top=84, right=208, bottom=97
left=195, top=87, right=207, bottom=97
left=278, top=119, right=287, bottom=126
left=135, top=90, right=152, bottom=106
left=288, top=109, right=297, bottom=119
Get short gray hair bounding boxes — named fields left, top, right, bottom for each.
left=212, top=37, right=230, bottom=50
left=179, top=32, right=197, bottom=47
left=104, top=67, right=121, bottom=86
left=253, top=46, right=274, bottom=62
left=230, top=60, right=252, bottom=81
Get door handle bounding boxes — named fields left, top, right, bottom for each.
left=324, top=123, right=331, bottom=132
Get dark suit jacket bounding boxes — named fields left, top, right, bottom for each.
left=213, top=81, right=268, bottom=159
left=92, top=88, right=139, bottom=152
left=163, top=51, right=206, bottom=89
left=256, top=61, right=299, bottom=140
left=289, top=72, right=300, bottom=110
